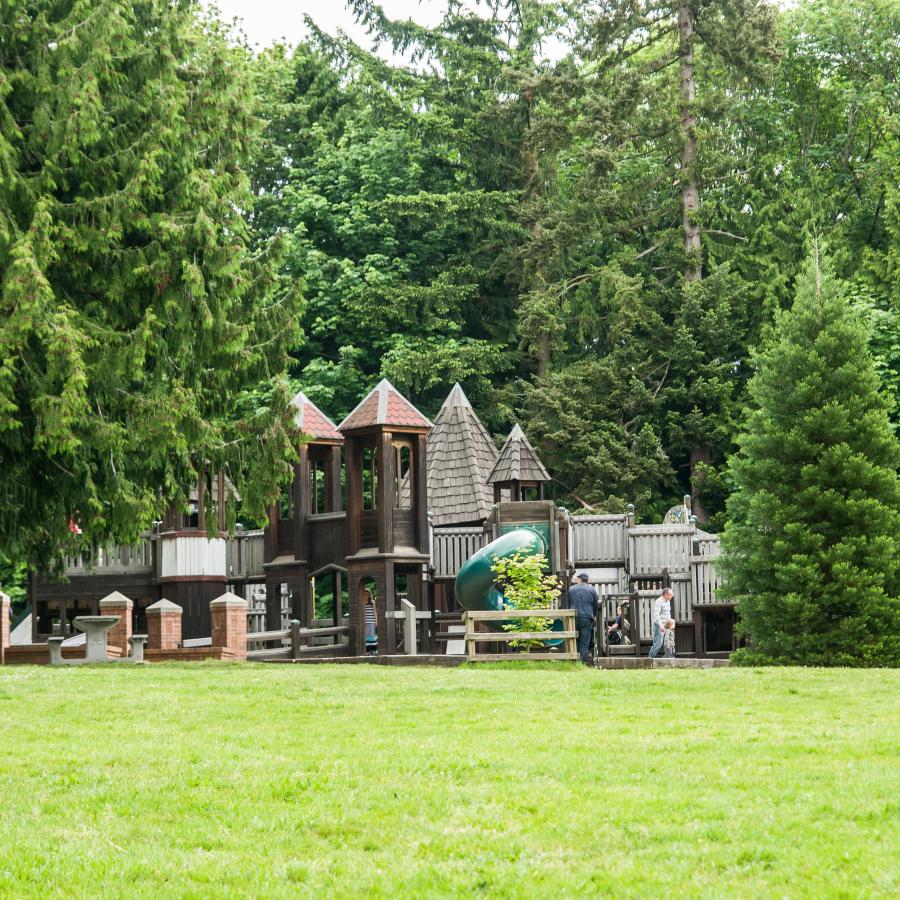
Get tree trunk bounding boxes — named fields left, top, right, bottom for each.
left=678, top=2, right=701, bottom=283
left=680, top=3, right=707, bottom=516
left=689, top=446, right=711, bottom=524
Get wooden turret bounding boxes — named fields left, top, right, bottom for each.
left=338, top=379, right=432, bottom=654
left=263, top=392, right=344, bottom=631
left=487, top=424, right=551, bottom=502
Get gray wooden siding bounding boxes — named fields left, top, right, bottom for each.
left=432, top=527, right=487, bottom=578
left=571, top=515, right=627, bottom=563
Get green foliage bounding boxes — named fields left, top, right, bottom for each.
left=0, top=1, right=303, bottom=568
left=491, top=550, right=561, bottom=649
left=722, top=250, right=900, bottom=666
left=247, top=0, right=898, bottom=524
left=249, top=26, right=525, bottom=420
left=0, top=554, right=27, bottom=611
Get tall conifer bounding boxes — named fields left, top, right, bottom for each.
left=722, top=248, right=900, bottom=666
left=0, top=1, right=301, bottom=566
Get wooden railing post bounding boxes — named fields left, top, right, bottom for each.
left=399, top=598, right=417, bottom=656
left=464, top=609, right=578, bottom=662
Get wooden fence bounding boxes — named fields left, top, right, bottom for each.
left=226, top=529, right=265, bottom=580
left=571, top=515, right=627, bottom=564
left=464, top=609, right=577, bottom=662
left=432, top=527, right=487, bottom=578
left=691, top=556, right=722, bottom=606
left=246, top=621, right=350, bottom=661
left=628, top=525, right=694, bottom=575
left=64, top=538, right=154, bottom=575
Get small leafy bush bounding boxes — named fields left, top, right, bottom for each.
left=491, top=551, right=561, bottom=649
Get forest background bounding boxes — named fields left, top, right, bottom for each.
left=250, top=0, right=898, bottom=523
left=0, top=0, right=897, bottom=602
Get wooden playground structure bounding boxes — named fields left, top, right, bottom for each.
left=6, top=382, right=731, bottom=665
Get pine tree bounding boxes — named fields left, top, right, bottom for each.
left=721, top=248, right=900, bottom=666
left=0, top=1, right=302, bottom=568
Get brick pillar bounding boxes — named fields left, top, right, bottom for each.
left=146, top=598, right=182, bottom=650
left=210, top=592, right=248, bottom=661
left=99, top=591, right=132, bottom=656
left=1, top=591, right=10, bottom=666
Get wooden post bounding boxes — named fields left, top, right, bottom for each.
left=383, top=564, right=396, bottom=655
left=346, top=442, right=362, bottom=555
left=399, top=598, right=417, bottom=655
left=217, top=469, right=226, bottom=531
left=328, top=445, right=342, bottom=512
left=264, top=503, right=277, bottom=561
left=197, top=465, right=206, bottom=532
left=414, top=433, right=429, bottom=555
left=333, top=570, right=342, bottom=628
left=564, top=609, right=577, bottom=659
left=295, top=450, right=309, bottom=561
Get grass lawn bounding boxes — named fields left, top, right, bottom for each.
left=0, top=664, right=897, bottom=898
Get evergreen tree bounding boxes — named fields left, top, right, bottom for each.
left=0, top=1, right=302, bottom=568
left=721, top=248, right=900, bottom=667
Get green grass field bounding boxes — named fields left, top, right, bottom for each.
left=0, top=664, right=897, bottom=898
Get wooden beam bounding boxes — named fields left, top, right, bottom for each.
left=328, top=445, right=342, bottom=513
left=295, top=449, right=309, bottom=561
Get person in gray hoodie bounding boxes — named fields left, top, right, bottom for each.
left=567, top=573, right=598, bottom=664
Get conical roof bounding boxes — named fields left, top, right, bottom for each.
left=291, top=391, right=343, bottom=442
left=338, top=379, right=432, bottom=432
left=425, top=384, right=499, bottom=526
left=487, top=423, right=551, bottom=485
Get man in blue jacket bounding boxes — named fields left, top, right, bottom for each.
left=567, top=573, right=598, bottom=664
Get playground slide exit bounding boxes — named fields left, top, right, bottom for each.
left=453, top=528, right=548, bottom=613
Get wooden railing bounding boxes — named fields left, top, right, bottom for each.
left=226, top=530, right=265, bottom=580
left=246, top=621, right=350, bottom=661
left=432, top=527, right=486, bottom=578
left=691, top=556, right=722, bottom=605
left=64, top=538, right=154, bottom=575
left=628, top=525, right=693, bottom=574
left=571, top=515, right=627, bottom=563
left=464, top=609, right=578, bottom=662
left=694, top=534, right=721, bottom=558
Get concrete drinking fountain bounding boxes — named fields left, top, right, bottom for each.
left=48, top=615, right=147, bottom=665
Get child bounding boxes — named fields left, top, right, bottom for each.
left=663, top=618, right=676, bottom=658
left=364, top=589, right=378, bottom=654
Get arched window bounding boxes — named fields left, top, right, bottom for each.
left=393, top=441, right=413, bottom=509
left=362, top=445, right=378, bottom=510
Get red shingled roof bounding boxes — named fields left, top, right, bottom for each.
left=338, top=379, right=432, bottom=432
left=291, top=391, right=343, bottom=442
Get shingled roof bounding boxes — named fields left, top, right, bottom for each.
left=487, top=423, right=551, bottom=485
left=291, top=391, right=343, bottom=443
left=338, top=379, right=432, bottom=433
left=425, top=384, right=500, bottom=526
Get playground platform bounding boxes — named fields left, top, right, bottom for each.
left=268, top=654, right=729, bottom=668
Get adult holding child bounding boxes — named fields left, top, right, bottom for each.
left=649, top=587, right=674, bottom=659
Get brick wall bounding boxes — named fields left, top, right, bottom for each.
left=146, top=599, right=182, bottom=650
left=99, top=592, right=133, bottom=656
left=210, top=592, right=248, bottom=661
left=1, top=592, right=10, bottom=665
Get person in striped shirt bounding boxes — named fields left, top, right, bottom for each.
left=364, top=589, right=378, bottom=654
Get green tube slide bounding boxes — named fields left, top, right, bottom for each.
left=454, top=528, right=548, bottom=613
